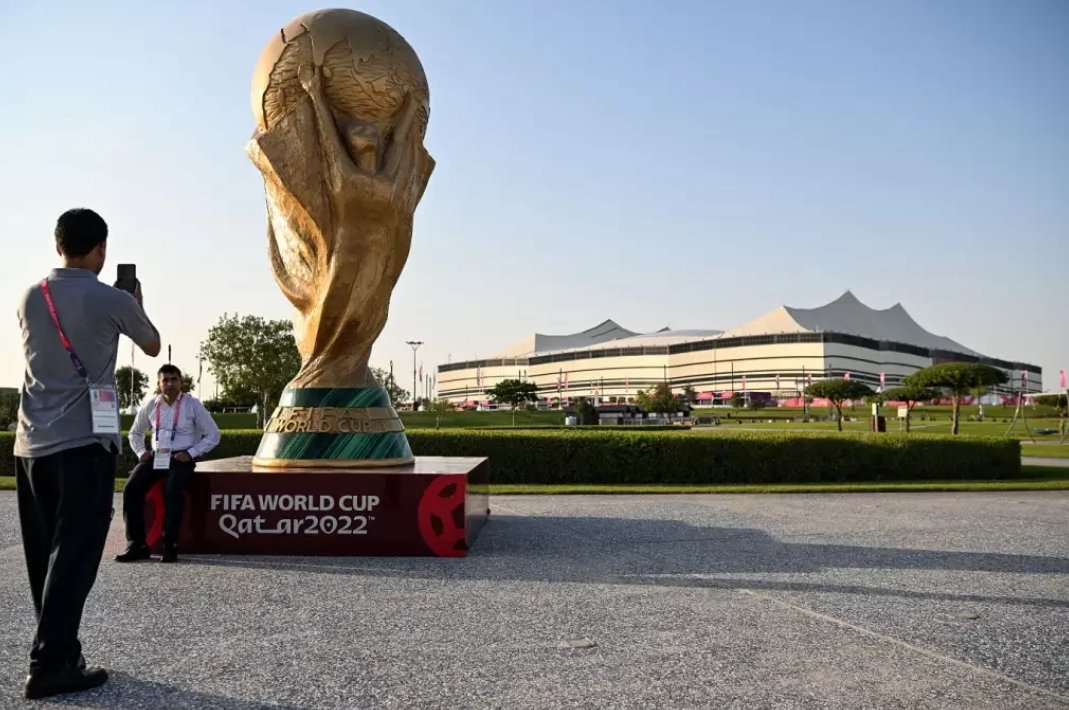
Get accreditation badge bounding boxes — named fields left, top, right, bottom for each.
left=89, top=386, right=121, bottom=435
left=153, top=447, right=172, bottom=471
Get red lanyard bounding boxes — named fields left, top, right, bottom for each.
left=39, top=280, right=90, bottom=383
left=155, top=394, right=183, bottom=444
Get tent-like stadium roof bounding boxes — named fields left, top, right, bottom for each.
left=492, top=291, right=980, bottom=359
left=493, top=319, right=639, bottom=358
left=723, top=291, right=978, bottom=355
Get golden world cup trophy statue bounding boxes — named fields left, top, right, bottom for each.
left=246, top=9, right=434, bottom=468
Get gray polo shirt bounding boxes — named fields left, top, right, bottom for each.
left=15, top=268, right=158, bottom=458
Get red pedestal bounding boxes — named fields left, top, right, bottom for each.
left=143, top=456, right=489, bottom=557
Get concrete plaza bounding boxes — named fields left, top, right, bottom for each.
left=0, top=491, right=1067, bottom=709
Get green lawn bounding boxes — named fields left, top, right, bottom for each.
left=1020, top=444, right=1069, bottom=459
left=400, top=409, right=568, bottom=428
left=92, top=404, right=1056, bottom=434
left=693, top=403, right=1063, bottom=419
left=2, top=466, right=1066, bottom=495
left=491, top=480, right=1069, bottom=495
left=697, top=416, right=1065, bottom=441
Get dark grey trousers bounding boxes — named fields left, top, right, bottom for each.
left=122, top=456, right=194, bottom=546
left=16, top=443, right=116, bottom=672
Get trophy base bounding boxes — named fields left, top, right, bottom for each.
left=254, top=387, right=413, bottom=468
left=144, top=456, right=490, bottom=557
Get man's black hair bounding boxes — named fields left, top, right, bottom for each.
left=158, top=364, right=182, bottom=379
left=55, top=208, right=108, bottom=258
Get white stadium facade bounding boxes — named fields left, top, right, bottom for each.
left=435, top=292, right=1042, bottom=405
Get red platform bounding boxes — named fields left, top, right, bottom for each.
left=143, top=456, right=489, bottom=557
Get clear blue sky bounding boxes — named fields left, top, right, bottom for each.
left=2, top=0, right=1066, bottom=396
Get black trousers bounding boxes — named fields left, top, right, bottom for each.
left=16, top=443, right=116, bottom=672
left=122, top=455, right=194, bottom=547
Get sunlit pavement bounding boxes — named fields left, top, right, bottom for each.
left=1, top=491, right=1067, bottom=709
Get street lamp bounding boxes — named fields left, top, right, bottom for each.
left=406, top=340, right=423, bottom=409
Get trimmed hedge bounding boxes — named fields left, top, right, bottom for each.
left=0, top=429, right=1021, bottom=484
left=118, top=412, right=257, bottom=431
left=407, top=430, right=1021, bottom=484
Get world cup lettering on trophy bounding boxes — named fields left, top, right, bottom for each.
left=246, top=9, right=434, bottom=391
left=210, top=492, right=382, bottom=539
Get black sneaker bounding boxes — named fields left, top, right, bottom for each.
left=160, top=544, right=178, bottom=564
left=114, top=543, right=152, bottom=563
left=24, top=665, right=108, bottom=700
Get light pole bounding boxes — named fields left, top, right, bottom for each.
left=406, top=340, right=423, bottom=409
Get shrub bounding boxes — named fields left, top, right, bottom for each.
left=0, top=391, right=18, bottom=430
left=118, top=412, right=258, bottom=431
left=406, top=430, right=1021, bottom=484
left=0, top=429, right=1021, bottom=484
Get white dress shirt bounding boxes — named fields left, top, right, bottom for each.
left=128, top=393, right=222, bottom=460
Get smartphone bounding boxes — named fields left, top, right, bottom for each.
left=115, top=264, right=137, bottom=295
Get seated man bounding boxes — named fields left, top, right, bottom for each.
left=115, top=364, right=221, bottom=563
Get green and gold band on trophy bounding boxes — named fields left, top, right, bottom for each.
left=253, top=388, right=414, bottom=468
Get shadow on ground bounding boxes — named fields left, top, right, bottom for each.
left=44, top=672, right=303, bottom=710
left=183, top=514, right=1069, bottom=610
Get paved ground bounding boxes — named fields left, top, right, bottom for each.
left=0, top=492, right=1067, bottom=709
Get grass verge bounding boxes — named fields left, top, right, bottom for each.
left=1, top=466, right=1066, bottom=495
left=1020, top=444, right=1069, bottom=459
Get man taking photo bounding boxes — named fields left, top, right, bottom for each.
left=117, top=364, right=221, bottom=564
left=15, top=208, right=160, bottom=700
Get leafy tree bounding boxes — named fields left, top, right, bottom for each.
left=729, top=392, right=746, bottom=411
left=878, top=385, right=940, bottom=433
left=572, top=397, right=599, bottom=425
left=370, top=366, right=410, bottom=405
left=486, top=378, right=539, bottom=425
left=115, top=366, right=149, bottom=412
left=905, top=363, right=1008, bottom=435
left=1035, top=394, right=1068, bottom=412
left=425, top=399, right=454, bottom=431
left=199, top=314, right=302, bottom=429
left=748, top=398, right=766, bottom=413
left=805, top=379, right=875, bottom=431
left=636, top=383, right=682, bottom=421
left=1035, top=394, right=1068, bottom=434
left=154, top=373, right=195, bottom=396
left=0, top=390, right=18, bottom=430
left=681, top=385, right=698, bottom=406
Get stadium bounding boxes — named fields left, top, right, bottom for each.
left=435, top=291, right=1043, bottom=405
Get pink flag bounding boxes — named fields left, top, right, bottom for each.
left=741, top=375, right=746, bottom=392
left=844, top=372, right=851, bottom=381
left=775, top=374, right=780, bottom=389
left=879, top=372, right=885, bottom=389
left=808, top=374, right=813, bottom=385
left=625, top=377, right=629, bottom=394
left=419, top=363, right=423, bottom=380
left=1060, top=369, right=1066, bottom=388
left=564, top=372, right=569, bottom=390
left=1022, top=370, right=1028, bottom=385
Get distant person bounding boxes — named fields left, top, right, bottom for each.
left=15, top=208, right=161, bottom=700
left=117, top=364, right=221, bottom=564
